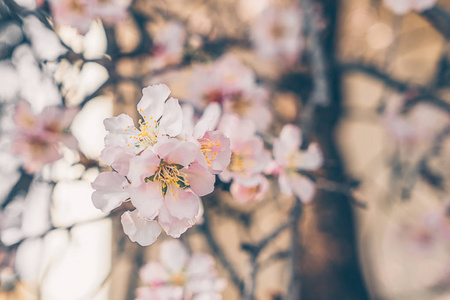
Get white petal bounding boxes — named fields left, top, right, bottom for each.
left=137, top=84, right=170, bottom=120
left=121, top=210, right=161, bottom=246
left=91, top=172, right=129, bottom=212
left=289, top=173, right=316, bottom=203
left=193, top=103, right=221, bottom=138
left=159, top=97, right=183, bottom=137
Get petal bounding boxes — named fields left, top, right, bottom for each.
left=193, top=103, right=221, bottom=138
left=278, top=172, right=293, bottom=196
left=274, top=124, right=301, bottom=164
left=129, top=182, right=164, bottom=219
left=139, top=262, right=169, bottom=285
left=289, top=173, right=316, bottom=204
left=103, top=114, right=138, bottom=149
left=183, top=162, right=215, bottom=197
left=100, top=146, right=133, bottom=176
left=91, top=172, right=129, bottom=212
left=121, top=210, right=161, bottom=246
left=158, top=204, right=195, bottom=238
left=127, top=148, right=160, bottom=186
left=165, top=188, right=200, bottom=220
left=159, top=97, right=183, bottom=137
left=137, top=84, right=170, bottom=120
left=218, top=114, right=256, bottom=149
left=156, top=139, right=197, bottom=167
left=293, top=143, right=323, bottom=171
left=160, top=239, right=189, bottom=273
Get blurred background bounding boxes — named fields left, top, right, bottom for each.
left=1, top=0, right=450, bottom=299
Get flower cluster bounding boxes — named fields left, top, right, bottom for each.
left=92, top=84, right=231, bottom=246
left=11, top=101, right=78, bottom=174
left=136, top=239, right=226, bottom=300
left=49, top=0, right=132, bottom=34
left=383, top=0, right=437, bottom=14
left=185, top=55, right=272, bottom=132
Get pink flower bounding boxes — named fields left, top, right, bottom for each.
left=11, top=101, right=78, bottom=174
left=136, top=239, right=225, bottom=300
left=49, top=0, right=93, bottom=34
left=251, top=4, right=303, bottom=66
left=271, top=124, right=322, bottom=203
left=218, top=114, right=271, bottom=203
left=181, top=103, right=232, bottom=175
left=384, top=94, right=449, bottom=145
left=230, top=176, right=269, bottom=204
left=49, top=0, right=131, bottom=34
left=150, top=22, right=186, bottom=70
left=93, top=84, right=230, bottom=245
left=383, top=0, right=437, bottom=14
left=185, top=55, right=272, bottom=131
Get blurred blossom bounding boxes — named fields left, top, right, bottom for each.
left=92, top=84, right=231, bottom=246
left=185, top=55, right=272, bottom=131
left=150, top=22, right=186, bottom=71
left=12, top=45, right=62, bottom=108
left=11, top=101, right=78, bottom=174
left=49, top=0, right=131, bottom=34
left=0, top=62, right=20, bottom=102
left=218, top=114, right=271, bottom=203
left=383, top=93, right=450, bottom=146
left=397, top=206, right=450, bottom=254
left=251, top=4, right=303, bottom=66
left=136, top=239, right=226, bottom=300
left=383, top=0, right=437, bottom=14
left=0, top=23, right=23, bottom=54
left=23, top=16, right=67, bottom=61
left=268, top=124, right=322, bottom=203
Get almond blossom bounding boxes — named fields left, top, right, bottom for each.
left=217, top=114, right=271, bottom=203
left=251, top=4, right=303, bottom=66
left=185, top=55, right=272, bottom=131
left=269, top=124, right=322, bottom=204
left=49, top=0, right=131, bottom=34
left=11, top=101, right=78, bottom=174
left=136, top=239, right=226, bottom=300
left=150, top=22, right=186, bottom=71
left=383, top=0, right=437, bottom=14
left=92, top=84, right=231, bottom=246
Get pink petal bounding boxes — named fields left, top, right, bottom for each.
left=121, top=210, right=161, bottom=246
left=137, top=84, right=170, bottom=120
left=129, top=182, right=164, bottom=219
left=183, top=162, right=215, bottom=197
left=158, top=204, right=195, bottom=238
left=164, top=188, right=200, bottom=220
left=156, top=139, right=197, bottom=167
left=159, top=97, right=183, bottom=137
left=100, top=146, right=133, bottom=176
left=91, top=172, right=129, bottom=212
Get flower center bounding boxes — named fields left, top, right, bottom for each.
left=68, top=0, right=85, bottom=14
left=146, top=162, right=189, bottom=196
left=171, top=273, right=185, bottom=286
left=229, top=153, right=245, bottom=172
left=229, top=92, right=251, bottom=115
left=270, top=22, right=286, bottom=39
left=199, top=138, right=220, bottom=167
left=204, top=89, right=224, bottom=105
